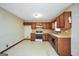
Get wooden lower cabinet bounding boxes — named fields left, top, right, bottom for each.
left=57, top=38, right=71, bottom=56
left=31, top=33, right=50, bottom=41
left=43, top=33, right=49, bottom=41
left=49, top=35, right=71, bottom=56
left=49, top=35, right=53, bottom=44
left=31, top=33, right=35, bottom=41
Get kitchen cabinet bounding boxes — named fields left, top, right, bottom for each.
left=46, top=23, right=50, bottom=29
left=23, top=22, right=32, bottom=25
left=31, top=23, right=36, bottom=29
left=49, top=35, right=58, bottom=51
left=43, top=33, right=49, bottom=41
left=57, top=38, right=71, bottom=56
left=49, top=34, right=71, bottom=56
left=31, top=33, right=35, bottom=41
left=57, top=16, right=60, bottom=28
left=47, top=23, right=52, bottom=29
left=51, top=22, right=55, bottom=30
left=63, top=11, right=71, bottom=30
left=49, top=35, right=53, bottom=44
left=42, top=23, right=47, bottom=29
left=31, top=22, right=52, bottom=29
left=51, top=20, right=55, bottom=30
left=59, top=13, right=65, bottom=28
left=43, top=23, right=51, bottom=29
left=56, top=11, right=71, bottom=30
left=57, top=13, right=65, bottom=28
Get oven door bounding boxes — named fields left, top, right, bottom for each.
left=36, top=34, right=43, bottom=39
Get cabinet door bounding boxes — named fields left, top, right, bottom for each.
left=43, top=23, right=46, bottom=29
left=58, top=38, right=71, bottom=56
left=57, top=14, right=65, bottom=28
left=59, top=13, right=65, bottom=28
left=43, top=34, right=46, bottom=41
left=55, top=39, right=58, bottom=52
left=49, top=35, right=52, bottom=44
left=57, top=16, right=60, bottom=28
left=43, top=23, right=51, bottom=29
left=47, top=23, right=50, bottom=29
left=43, top=34, right=49, bottom=41
left=46, top=35, right=49, bottom=41
left=64, top=12, right=71, bottom=30
left=31, top=33, right=35, bottom=41
left=31, top=23, right=36, bottom=29
left=49, top=23, right=52, bottom=29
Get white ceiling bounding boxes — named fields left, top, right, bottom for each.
left=0, top=3, right=71, bottom=22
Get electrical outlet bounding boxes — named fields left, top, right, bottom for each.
left=6, top=45, right=8, bottom=47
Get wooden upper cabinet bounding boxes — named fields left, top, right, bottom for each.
left=31, top=22, right=52, bottom=29
left=57, top=13, right=65, bottom=28
left=43, top=23, right=47, bottom=29
left=31, top=23, right=36, bottom=29
left=36, top=22, right=43, bottom=26
left=56, top=11, right=71, bottom=30
left=48, top=23, right=52, bottom=29
left=23, top=22, right=32, bottom=25
left=46, top=23, right=50, bottom=29
left=42, top=22, right=51, bottom=29
left=64, top=11, right=71, bottom=30
left=57, top=16, right=60, bottom=28
left=59, top=13, right=65, bottom=28
left=52, top=20, right=55, bottom=30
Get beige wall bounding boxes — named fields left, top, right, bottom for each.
left=0, top=7, right=24, bottom=52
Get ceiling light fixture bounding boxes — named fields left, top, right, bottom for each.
left=33, top=12, right=43, bottom=18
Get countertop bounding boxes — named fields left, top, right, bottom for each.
left=51, top=29, right=71, bottom=38
left=32, top=29, right=71, bottom=38
left=32, top=29, right=52, bottom=33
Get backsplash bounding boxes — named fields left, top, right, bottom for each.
left=32, top=29, right=52, bottom=34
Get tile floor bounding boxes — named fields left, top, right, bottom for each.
left=4, top=40, right=58, bottom=56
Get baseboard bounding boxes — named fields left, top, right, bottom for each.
left=24, top=38, right=30, bottom=40
left=0, top=39, right=25, bottom=54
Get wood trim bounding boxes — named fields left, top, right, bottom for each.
left=0, top=39, right=25, bottom=54
left=23, top=22, right=52, bottom=25
left=23, top=22, right=32, bottom=25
